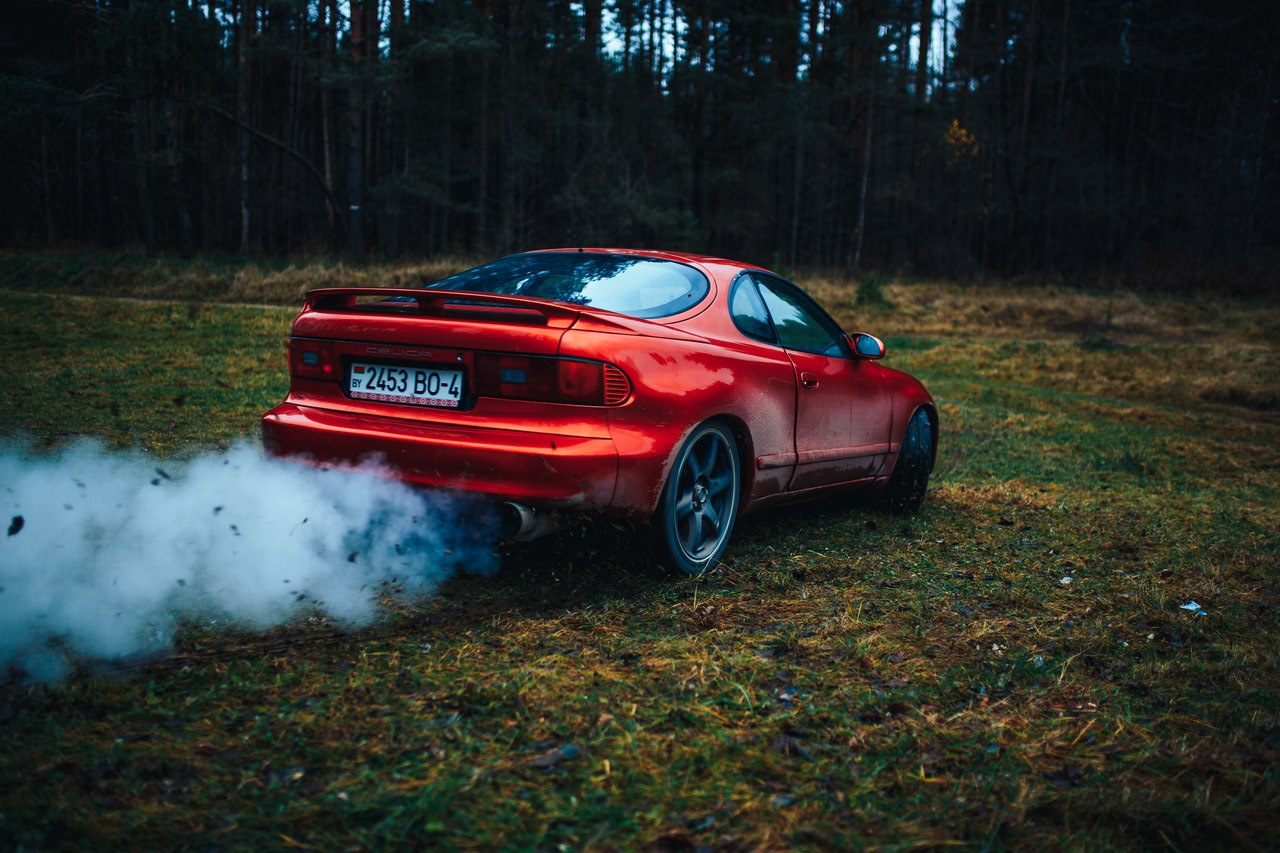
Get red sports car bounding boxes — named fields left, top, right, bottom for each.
left=262, top=249, right=936, bottom=573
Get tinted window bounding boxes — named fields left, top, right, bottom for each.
left=425, top=253, right=709, bottom=319
left=729, top=275, right=774, bottom=342
left=753, top=275, right=847, bottom=356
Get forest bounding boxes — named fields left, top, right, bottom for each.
left=2, top=0, right=1276, bottom=291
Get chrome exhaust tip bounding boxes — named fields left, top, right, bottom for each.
left=500, top=501, right=559, bottom=542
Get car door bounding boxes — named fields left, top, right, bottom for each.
left=750, top=274, right=891, bottom=490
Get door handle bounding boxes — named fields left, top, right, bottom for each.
left=800, top=372, right=819, bottom=389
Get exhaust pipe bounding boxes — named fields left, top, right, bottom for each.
left=500, top=501, right=559, bottom=542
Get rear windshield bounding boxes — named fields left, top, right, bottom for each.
left=424, top=253, right=709, bottom=319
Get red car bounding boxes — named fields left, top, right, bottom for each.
left=262, top=249, right=936, bottom=573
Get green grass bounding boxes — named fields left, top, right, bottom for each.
left=1, top=263, right=1278, bottom=849
left=0, top=293, right=291, bottom=454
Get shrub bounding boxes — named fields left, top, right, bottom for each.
left=857, top=271, right=890, bottom=307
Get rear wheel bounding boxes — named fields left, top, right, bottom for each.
left=878, top=408, right=933, bottom=512
left=654, top=421, right=741, bottom=574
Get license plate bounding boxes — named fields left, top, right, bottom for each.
left=348, top=363, right=464, bottom=408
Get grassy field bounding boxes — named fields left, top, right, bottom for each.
left=1, top=255, right=1278, bottom=849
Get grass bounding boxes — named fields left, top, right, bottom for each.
left=0, top=249, right=477, bottom=306
left=0, top=256, right=1278, bottom=849
left=0, top=294, right=290, bottom=455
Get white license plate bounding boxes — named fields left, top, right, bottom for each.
left=348, top=363, right=464, bottom=408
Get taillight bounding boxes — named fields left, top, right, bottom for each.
left=475, top=354, right=630, bottom=406
left=288, top=338, right=337, bottom=381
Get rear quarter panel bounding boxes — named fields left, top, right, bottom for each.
left=557, top=327, right=798, bottom=517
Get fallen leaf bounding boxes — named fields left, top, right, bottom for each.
left=643, top=830, right=697, bottom=852
left=527, top=743, right=581, bottom=769
left=430, top=712, right=461, bottom=728
left=1043, top=763, right=1084, bottom=787
left=772, top=732, right=814, bottom=760
left=266, top=766, right=307, bottom=787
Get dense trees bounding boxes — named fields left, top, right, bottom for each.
left=1, top=0, right=1275, bottom=289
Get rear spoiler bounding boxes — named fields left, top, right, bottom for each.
left=304, top=287, right=581, bottom=327
left=302, top=287, right=707, bottom=339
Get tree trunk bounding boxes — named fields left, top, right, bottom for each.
left=128, top=65, right=156, bottom=255
left=789, top=99, right=803, bottom=268
left=1018, top=0, right=1040, bottom=184
left=853, top=94, right=874, bottom=273
left=583, top=0, right=602, bottom=55
left=497, top=0, right=520, bottom=252
left=319, top=0, right=337, bottom=247
left=916, top=0, right=932, bottom=102
left=167, top=108, right=193, bottom=258
left=237, top=0, right=252, bottom=252
left=384, top=0, right=406, bottom=259
left=692, top=1, right=710, bottom=223
left=347, top=0, right=370, bottom=259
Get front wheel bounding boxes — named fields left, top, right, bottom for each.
left=878, top=408, right=933, bottom=513
left=654, top=421, right=741, bottom=575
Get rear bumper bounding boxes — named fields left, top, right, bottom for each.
left=262, top=402, right=619, bottom=509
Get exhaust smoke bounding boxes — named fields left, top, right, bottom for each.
left=0, top=439, right=499, bottom=682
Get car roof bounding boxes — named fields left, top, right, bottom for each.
left=528, top=247, right=769, bottom=273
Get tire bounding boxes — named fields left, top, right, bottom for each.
left=654, top=421, right=741, bottom=575
left=878, top=408, right=933, bottom=513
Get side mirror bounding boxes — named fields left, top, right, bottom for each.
left=850, top=332, right=886, bottom=359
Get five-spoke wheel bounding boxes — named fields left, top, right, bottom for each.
left=655, top=421, right=741, bottom=574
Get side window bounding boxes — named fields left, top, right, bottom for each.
left=753, top=275, right=847, bottom=357
left=729, top=275, right=774, bottom=343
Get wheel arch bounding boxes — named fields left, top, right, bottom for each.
left=715, top=413, right=756, bottom=515
left=918, top=402, right=939, bottom=471
left=650, top=412, right=755, bottom=521
left=881, top=399, right=938, bottom=483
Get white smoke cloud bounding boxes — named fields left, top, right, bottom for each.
left=0, top=440, right=499, bottom=682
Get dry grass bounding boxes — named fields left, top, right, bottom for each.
left=0, top=250, right=478, bottom=306
left=803, top=274, right=1280, bottom=346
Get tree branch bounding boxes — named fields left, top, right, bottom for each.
left=185, top=97, right=342, bottom=217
